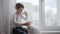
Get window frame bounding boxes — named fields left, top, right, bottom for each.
left=39, top=0, right=60, bottom=31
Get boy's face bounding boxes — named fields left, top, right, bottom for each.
left=16, top=8, right=24, bottom=13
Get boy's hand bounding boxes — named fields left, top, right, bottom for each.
left=24, top=22, right=30, bottom=26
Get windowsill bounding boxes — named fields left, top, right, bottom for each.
left=40, top=31, right=60, bottom=33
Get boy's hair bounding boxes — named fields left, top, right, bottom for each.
left=15, top=3, right=24, bottom=9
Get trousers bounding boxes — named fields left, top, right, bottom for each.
left=12, top=26, right=28, bottom=34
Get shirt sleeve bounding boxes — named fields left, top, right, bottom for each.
left=27, top=12, right=32, bottom=23
left=14, top=14, right=24, bottom=25
left=14, top=14, right=17, bottom=23
left=21, top=12, right=32, bottom=23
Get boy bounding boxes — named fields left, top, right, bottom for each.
left=13, top=3, right=30, bottom=34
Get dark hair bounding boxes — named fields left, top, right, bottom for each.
left=15, top=3, right=24, bottom=9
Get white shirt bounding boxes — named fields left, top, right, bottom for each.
left=14, top=11, right=29, bottom=28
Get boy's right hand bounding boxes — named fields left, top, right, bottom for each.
left=24, top=22, right=30, bottom=26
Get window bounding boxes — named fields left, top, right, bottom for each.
left=45, top=0, right=57, bottom=26
left=45, top=0, right=60, bottom=26
left=41, top=0, right=60, bottom=31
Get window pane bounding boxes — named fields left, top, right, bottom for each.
left=45, top=0, right=57, bottom=26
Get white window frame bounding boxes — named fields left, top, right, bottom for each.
left=39, top=0, right=60, bottom=32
